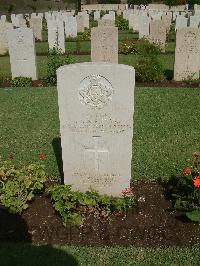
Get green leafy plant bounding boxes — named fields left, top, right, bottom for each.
left=0, top=161, right=47, bottom=214
left=46, top=48, right=75, bottom=86
left=47, top=185, right=135, bottom=225
left=11, top=77, right=32, bottom=87
left=135, top=56, right=165, bottom=82
left=80, top=29, right=91, bottom=41
left=167, top=153, right=200, bottom=222
left=119, top=38, right=139, bottom=55
left=89, top=16, right=98, bottom=27
left=116, top=15, right=129, bottom=30
left=137, top=38, right=162, bottom=55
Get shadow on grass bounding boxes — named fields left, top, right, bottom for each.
left=0, top=207, right=78, bottom=265
left=52, top=137, right=64, bottom=184
left=0, top=208, right=31, bottom=243
left=0, top=243, right=78, bottom=266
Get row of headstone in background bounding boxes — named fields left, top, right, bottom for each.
left=128, top=14, right=169, bottom=50
left=1, top=9, right=200, bottom=83
left=176, top=15, right=200, bottom=29
left=123, top=9, right=191, bottom=22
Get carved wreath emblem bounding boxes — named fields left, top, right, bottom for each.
left=78, top=74, right=114, bottom=109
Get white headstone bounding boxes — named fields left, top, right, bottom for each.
left=139, top=16, right=150, bottom=38
left=18, top=17, right=27, bottom=28
left=47, top=18, right=58, bottom=50
left=0, top=15, right=6, bottom=22
left=194, top=4, right=200, bottom=15
left=129, top=14, right=139, bottom=31
left=29, top=17, right=43, bottom=41
left=65, top=16, right=77, bottom=38
left=94, top=11, right=101, bottom=21
left=98, top=19, right=115, bottom=27
left=175, top=16, right=188, bottom=30
left=109, top=11, right=115, bottom=21
left=11, top=14, right=20, bottom=27
left=57, top=20, right=65, bottom=53
left=174, top=28, right=200, bottom=81
left=0, top=22, right=13, bottom=55
left=57, top=62, right=135, bottom=196
left=149, top=20, right=166, bottom=51
left=190, top=16, right=200, bottom=28
left=91, top=26, right=118, bottom=63
left=7, top=28, right=37, bottom=80
left=76, top=15, right=85, bottom=33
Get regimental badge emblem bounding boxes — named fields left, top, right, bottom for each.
left=78, top=74, right=114, bottom=109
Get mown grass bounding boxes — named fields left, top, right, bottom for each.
left=0, top=243, right=200, bottom=266
left=0, top=53, right=174, bottom=80
left=0, top=87, right=200, bottom=181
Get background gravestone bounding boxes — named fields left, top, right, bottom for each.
left=0, top=22, right=13, bottom=55
left=139, top=16, right=150, bottom=39
left=175, top=16, right=188, bottom=30
left=76, top=15, right=84, bottom=33
left=149, top=20, right=166, bottom=51
left=64, top=16, right=77, bottom=38
left=47, top=18, right=57, bottom=50
left=91, top=26, right=118, bottom=63
left=98, top=19, right=115, bottom=27
left=29, top=17, right=43, bottom=41
left=57, top=19, right=65, bottom=54
left=7, top=28, right=37, bottom=80
left=174, top=28, right=200, bottom=81
left=57, top=62, right=135, bottom=196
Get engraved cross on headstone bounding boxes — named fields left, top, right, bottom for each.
left=84, top=136, right=108, bottom=172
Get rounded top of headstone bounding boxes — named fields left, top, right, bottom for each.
left=56, top=62, right=135, bottom=75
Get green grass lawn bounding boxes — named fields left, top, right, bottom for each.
left=0, top=87, right=200, bottom=181
left=0, top=243, right=200, bottom=266
left=0, top=53, right=174, bottom=80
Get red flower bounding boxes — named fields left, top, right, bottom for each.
left=193, top=176, right=200, bottom=188
left=8, top=154, right=13, bottom=160
left=122, top=188, right=133, bottom=197
left=39, top=153, right=46, bottom=160
left=183, top=167, right=192, bottom=176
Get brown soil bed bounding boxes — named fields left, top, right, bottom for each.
left=0, top=182, right=199, bottom=247
left=0, top=79, right=200, bottom=89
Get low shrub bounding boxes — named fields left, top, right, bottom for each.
left=89, top=17, right=98, bottom=27
left=137, top=38, right=162, bottom=55
left=47, top=185, right=135, bottom=225
left=11, top=77, right=32, bottom=87
left=116, top=15, right=129, bottom=30
left=119, top=38, right=139, bottom=55
left=80, top=29, right=91, bottom=41
left=46, top=48, right=75, bottom=86
left=0, top=161, right=47, bottom=214
left=135, top=56, right=165, bottom=82
left=166, top=153, right=200, bottom=223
